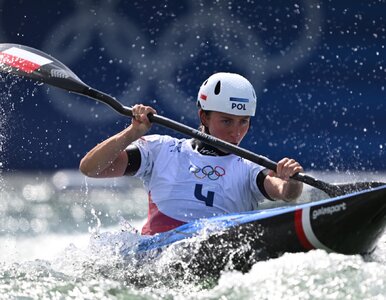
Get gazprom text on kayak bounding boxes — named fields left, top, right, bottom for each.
left=312, top=203, right=347, bottom=220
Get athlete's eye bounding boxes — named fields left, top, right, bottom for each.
left=240, top=119, right=249, bottom=126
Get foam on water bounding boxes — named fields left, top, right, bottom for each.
left=198, top=249, right=386, bottom=300
left=0, top=171, right=385, bottom=299
left=0, top=231, right=385, bottom=299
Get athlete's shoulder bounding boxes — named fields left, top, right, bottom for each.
left=136, top=135, right=190, bottom=153
left=138, top=134, right=184, bottom=144
left=233, top=155, right=264, bottom=170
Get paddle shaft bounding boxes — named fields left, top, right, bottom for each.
left=83, top=87, right=329, bottom=192
left=0, top=43, right=358, bottom=197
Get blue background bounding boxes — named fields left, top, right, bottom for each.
left=0, top=0, right=385, bottom=171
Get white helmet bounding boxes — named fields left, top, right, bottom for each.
left=197, top=72, right=257, bottom=116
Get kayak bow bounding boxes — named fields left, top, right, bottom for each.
left=132, top=186, right=386, bottom=276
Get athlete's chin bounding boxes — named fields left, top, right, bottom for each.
left=222, top=142, right=240, bottom=151
left=219, top=139, right=241, bottom=150
left=217, top=142, right=238, bottom=154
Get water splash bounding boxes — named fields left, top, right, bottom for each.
left=198, top=250, right=386, bottom=300
left=0, top=74, right=14, bottom=189
left=1, top=238, right=385, bottom=299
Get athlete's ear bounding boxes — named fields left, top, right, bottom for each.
left=198, top=109, right=208, bottom=127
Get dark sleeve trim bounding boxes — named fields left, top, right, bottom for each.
left=124, top=144, right=141, bottom=176
left=256, top=169, right=275, bottom=201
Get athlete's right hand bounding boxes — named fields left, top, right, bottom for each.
left=131, top=104, right=157, bottom=135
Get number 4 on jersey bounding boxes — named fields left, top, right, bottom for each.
left=194, top=184, right=214, bottom=207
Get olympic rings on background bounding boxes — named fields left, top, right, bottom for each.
left=191, top=165, right=226, bottom=180
left=33, top=0, right=322, bottom=123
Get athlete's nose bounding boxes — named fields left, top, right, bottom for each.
left=229, top=126, right=242, bottom=143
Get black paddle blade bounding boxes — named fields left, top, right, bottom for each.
left=324, top=181, right=386, bottom=198
left=0, top=43, right=87, bottom=93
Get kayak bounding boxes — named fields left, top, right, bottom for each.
left=124, top=185, right=386, bottom=277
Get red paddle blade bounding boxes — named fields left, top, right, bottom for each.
left=0, top=43, right=87, bottom=93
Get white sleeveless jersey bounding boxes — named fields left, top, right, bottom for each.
left=132, top=135, right=266, bottom=225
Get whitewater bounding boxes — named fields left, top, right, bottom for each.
left=0, top=171, right=385, bottom=299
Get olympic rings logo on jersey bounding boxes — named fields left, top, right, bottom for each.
left=190, top=165, right=226, bottom=180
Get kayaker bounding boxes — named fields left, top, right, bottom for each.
left=80, top=72, right=304, bottom=235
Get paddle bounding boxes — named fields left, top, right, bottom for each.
left=0, top=43, right=384, bottom=198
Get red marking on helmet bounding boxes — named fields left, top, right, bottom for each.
left=200, top=93, right=207, bottom=100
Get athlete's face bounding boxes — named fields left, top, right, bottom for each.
left=199, top=110, right=250, bottom=145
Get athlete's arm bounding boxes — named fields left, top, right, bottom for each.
left=256, top=169, right=275, bottom=201
left=79, top=104, right=156, bottom=178
left=263, top=158, right=304, bottom=202
left=124, top=145, right=142, bottom=175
